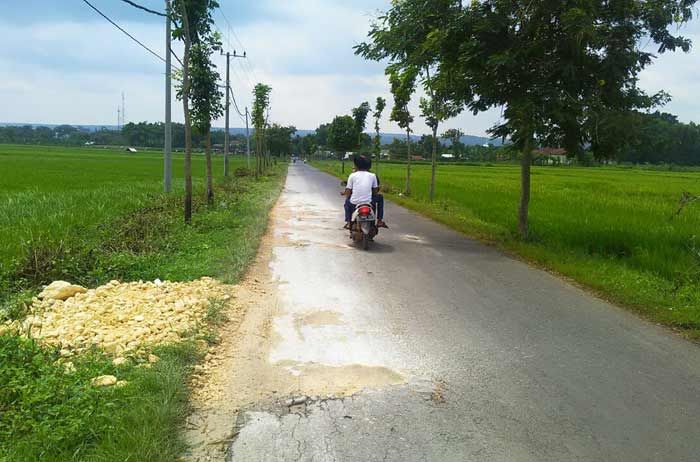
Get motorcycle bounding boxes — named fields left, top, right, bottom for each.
left=349, top=203, right=379, bottom=250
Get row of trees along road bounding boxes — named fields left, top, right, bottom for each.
left=355, top=0, right=697, bottom=238
left=170, top=0, right=275, bottom=223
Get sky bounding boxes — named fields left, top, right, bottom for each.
left=0, top=0, right=699, bottom=137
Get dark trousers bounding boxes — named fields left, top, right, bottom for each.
left=344, top=194, right=385, bottom=221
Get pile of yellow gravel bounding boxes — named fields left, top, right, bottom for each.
left=15, top=277, right=233, bottom=355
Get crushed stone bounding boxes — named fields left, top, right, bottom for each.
left=13, top=277, right=234, bottom=355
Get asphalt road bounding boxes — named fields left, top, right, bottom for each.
left=229, top=163, right=700, bottom=461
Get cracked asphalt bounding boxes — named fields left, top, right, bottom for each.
left=228, top=163, right=700, bottom=461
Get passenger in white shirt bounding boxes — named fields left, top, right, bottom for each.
left=341, top=155, right=387, bottom=228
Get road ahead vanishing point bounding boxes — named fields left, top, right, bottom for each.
left=228, top=163, right=700, bottom=461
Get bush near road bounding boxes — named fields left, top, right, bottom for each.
left=314, top=160, right=700, bottom=339
left=0, top=144, right=286, bottom=461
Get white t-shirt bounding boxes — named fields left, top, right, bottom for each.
left=347, top=171, right=378, bottom=205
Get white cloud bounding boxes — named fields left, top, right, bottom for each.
left=1, top=4, right=698, bottom=139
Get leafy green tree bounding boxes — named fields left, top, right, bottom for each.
left=441, top=128, right=465, bottom=159
left=372, top=97, right=386, bottom=172
left=252, top=83, right=272, bottom=177
left=315, top=123, right=330, bottom=149
left=420, top=85, right=460, bottom=201
left=359, top=0, right=697, bottom=238
left=388, top=66, right=417, bottom=194
left=350, top=102, right=371, bottom=173
left=189, top=41, right=224, bottom=205
left=171, top=0, right=220, bottom=223
left=267, top=124, right=296, bottom=157
left=301, top=134, right=317, bottom=159
left=328, top=115, right=357, bottom=169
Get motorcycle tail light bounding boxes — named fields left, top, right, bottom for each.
left=358, top=206, right=371, bottom=216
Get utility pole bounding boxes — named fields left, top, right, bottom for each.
left=164, top=0, right=172, bottom=192
left=223, top=51, right=230, bottom=177
left=221, top=49, right=246, bottom=176
left=245, top=106, right=251, bottom=169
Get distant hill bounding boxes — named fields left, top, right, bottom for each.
left=0, top=123, right=502, bottom=146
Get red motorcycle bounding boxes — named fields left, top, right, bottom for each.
left=349, top=203, right=379, bottom=250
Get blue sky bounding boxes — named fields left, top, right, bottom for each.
left=1, top=1, right=699, bottom=136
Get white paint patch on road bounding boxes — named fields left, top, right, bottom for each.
left=266, top=167, right=413, bottom=379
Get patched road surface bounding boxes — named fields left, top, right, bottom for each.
left=227, top=163, right=700, bottom=461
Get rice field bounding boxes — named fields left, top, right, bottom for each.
left=0, top=144, right=276, bottom=302
left=313, top=160, right=700, bottom=337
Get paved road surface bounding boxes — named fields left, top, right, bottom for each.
left=229, top=163, right=700, bottom=461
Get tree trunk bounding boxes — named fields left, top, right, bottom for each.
left=180, top=2, right=192, bottom=224
left=375, top=131, right=381, bottom=174
left=405, top=128, right=412, bottom=195
left=518, top=137, right=533, bottom=239
left=255, top=136, right=261, bottom=178
left=429, top=125, right=438, bottom=202
left=205, top=130, right=213, bottom=205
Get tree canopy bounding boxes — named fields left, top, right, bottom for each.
left=328, top=115, right=357, bottom=155
left=357, top=0, right=697, bottom=236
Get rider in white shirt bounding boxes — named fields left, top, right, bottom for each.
left=341, top=155, right=387, bottom=229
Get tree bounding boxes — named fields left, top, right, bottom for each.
left=373, top=97, right=386, bottom=172
left=420, top=83, right=460, bottom=201
left=441, top=128, right=464, bottom=159
left=328, top=115, right=356, bottom=167
left=349, top=102, right=371, bottom=174
left=172, top=0, right=220, bottom=223
left=267, top=124, right=296, bottom=158
left=301, top=134, right=317, bottom=159
left=251, top=83, right=272, bottom=177
left=315, top=123, right=330, bottom=149
left=388, top=66, right=417, bottom=194
left=189, top=41, right=224, bottom=205
left=359, top=0, right=697, bottom=238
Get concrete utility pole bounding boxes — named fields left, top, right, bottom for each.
left=222, top=50, right=246, bottom=176
left=245, top=106, right=251, bottom=169
left=223, top=51, right=231, bottom=177
left=164, top=0, right=172, bottom=192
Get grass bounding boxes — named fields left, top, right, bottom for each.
left=313, top=160, right=700, bottom=338
left=0, top=144, right=286, bottom=461
left=0, top=334, right=198, bottom=462
left=0, top=145, right=282, bottom=314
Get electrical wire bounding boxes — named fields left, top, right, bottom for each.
left=170, top=49, right=184, bottom=67
left=228, top=86, right=247, bottom=124
left=119, top=0, right=166, bottom=17
left=82, top=0, right=166, bottom=63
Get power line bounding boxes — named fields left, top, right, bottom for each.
left=229, top=86, right=247, bottom=122
left=82, top=0, right=166, bottom=63
left=170, top=49, right=184, bottom=67
left=119, top=0, right=166, bottom=17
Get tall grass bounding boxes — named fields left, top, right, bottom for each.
left=0, top=144, right=286, bottom=461
left=314, top=160, right=700, bottom=337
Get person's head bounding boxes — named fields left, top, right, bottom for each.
left=353, top=155, right=371, bottom=171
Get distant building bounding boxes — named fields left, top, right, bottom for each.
left=441, top=153, right=455, bottom=159
left=535, top=147, right=569, bottom=165
left=84, top=141, right=95, bottom=146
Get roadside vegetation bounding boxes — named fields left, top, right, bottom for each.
left=0, top=144, right=286, bottom=461
left=313, top=160, right=700, bottom=339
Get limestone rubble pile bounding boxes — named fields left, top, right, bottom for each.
left=20, top=277, right=232, bottom=355
left=39, top=280, right=88, bottom=301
